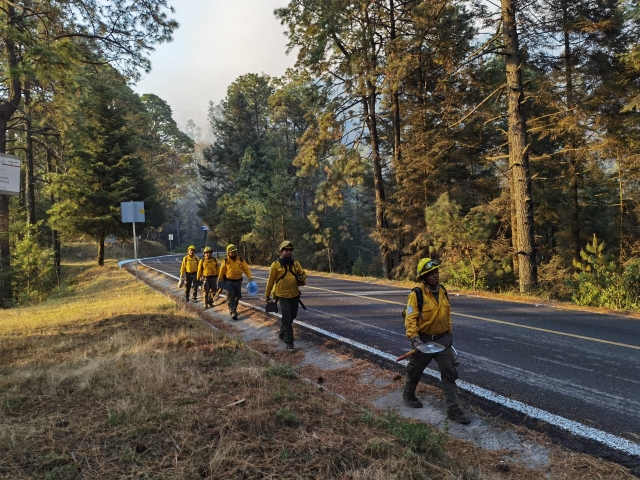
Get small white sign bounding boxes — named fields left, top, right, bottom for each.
left=168, top=234, right=174, bottom=241
left=0, top=153, right=21, bottom=196
left=121, top=201, right=145, bottom=223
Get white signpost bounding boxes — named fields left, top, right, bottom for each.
left=0, top=153, right=21, bottom=196
left=168, top=233, right=173, bottom=251
left=121, top=201, right=145, bottom=279
left=201, top=225, right=209, bottom=250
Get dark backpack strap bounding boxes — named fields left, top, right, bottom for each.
left=413, top=287, right=424, bottom=319
left=275, top=259, right=293, bottom=283
left=440, top=285, right=449, bottom=300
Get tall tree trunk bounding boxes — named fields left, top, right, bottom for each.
left=502, top=0, right=537, bottom=292
left=281, top=210, right=287, bottom=240
left=98, top=235, right=105, bottom=266
left=0, top=125, right=10, bottom=307
left=46, top=149, right=61, bottom=285
left=563, top=0, right=580, bottom=260
left=0, top=4, right=22, bottom=306
left=0, top=191, right=9, bottom=307
left=364, top=6, right=391, bottom=279
left=24, top=87, right=36, bottom=226
left=389, top=0, right=402, bottom=178
left=363, top=89, right=391, bottom=279
left=509, top=177, right=519, bottom=279
left=52, top=226, right=61, bottom=286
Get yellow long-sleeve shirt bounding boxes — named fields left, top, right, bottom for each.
left=218, top=256, right=252, bottom=282
left=404, top=284, right=451, bottom=339
left=265, top=259, right=306, bottom=299
left=180, top=254, right=200, bottom=275
left=197, top=257, right=218, bottom=278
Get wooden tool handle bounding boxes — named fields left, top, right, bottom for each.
left=395, top=348, right=417, bottom=362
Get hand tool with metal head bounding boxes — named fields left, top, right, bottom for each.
left=395, top=342, right=446, bottom=362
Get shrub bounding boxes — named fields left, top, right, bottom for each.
left=11, top=223, right=56, bottom=304
left=623, top=260, right=640, bottom=309
left=537, top=255, right=574, bottom=300
left=351, top=254, right=366, bottom=276
left=443, top=261, right=487, bottom=291
left=571, top=235, right=640, bottom=311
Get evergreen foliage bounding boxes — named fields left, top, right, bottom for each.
left=48, top=68, right=159, bottom=266
left=3, top=0, right=640, bottom=311
left=0, top=0, right=179, bottom=305
left=10, top=223, right=56, bottom=305
left=571, top=235, right=640, bottom=310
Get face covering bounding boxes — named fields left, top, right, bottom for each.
left=279, top=256, right=294, bottom=266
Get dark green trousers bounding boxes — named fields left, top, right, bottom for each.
left=404, top=333, right=460, bottom=407
left=278, top=297, right=299, bottom=344
left=226, top=280, right=242, bottom=312
left=184, top=273, right=197, bottom=299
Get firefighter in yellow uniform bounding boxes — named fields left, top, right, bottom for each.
left=265, top=240, right=307, bottom=350
left=402, top=257, right=470, bottom=424
left=197, top=246, right=218, bottom=308
left=180, top=245, right=200, bottom=302
left=217, top=244, right=253, bottom=320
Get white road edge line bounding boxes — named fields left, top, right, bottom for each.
left=133, top=258, right=640, bottom=459
left=293, top=320, right=640, bottom=458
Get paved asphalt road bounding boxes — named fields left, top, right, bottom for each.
left=140, top=255, right=640, bottom=455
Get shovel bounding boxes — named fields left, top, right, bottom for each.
left=395, top=342, right=446, bottom=362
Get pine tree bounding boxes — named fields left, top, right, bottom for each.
left=0, top=0, right=177, bottom=305
left=48, top=68, right=156, bottom=266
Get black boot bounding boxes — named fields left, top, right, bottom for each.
left=403, top=382, right=423, bottom=408
left=447, top=405, right=470, bottom=424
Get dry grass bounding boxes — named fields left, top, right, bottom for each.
left=0, top=264, right=636, bottom=479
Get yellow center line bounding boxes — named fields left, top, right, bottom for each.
left=300, top=285, right=640, bottom=351
left=452, top=312, right=640, bottom=350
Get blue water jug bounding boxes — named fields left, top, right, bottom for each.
left=246, top=281, right=259, bottom=296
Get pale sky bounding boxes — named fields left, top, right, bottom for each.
left=134, top=0, right=296, bottom=139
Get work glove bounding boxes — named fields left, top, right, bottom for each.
left=410, top=336, right=421, bottom=350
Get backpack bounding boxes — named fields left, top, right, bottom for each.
left=275, top=258, right=305, bottom=286
left=401, top=285, right=448, bottom=321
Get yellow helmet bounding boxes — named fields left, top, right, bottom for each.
left=226, top=244, right=238, bottom=253
left=278, top=240, right=294, bottom=251
left=187, top=245, right=196, bottom=251
left=203, top=246, right=213, bottom=253
left=416, top=257, right=440, bottom=278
